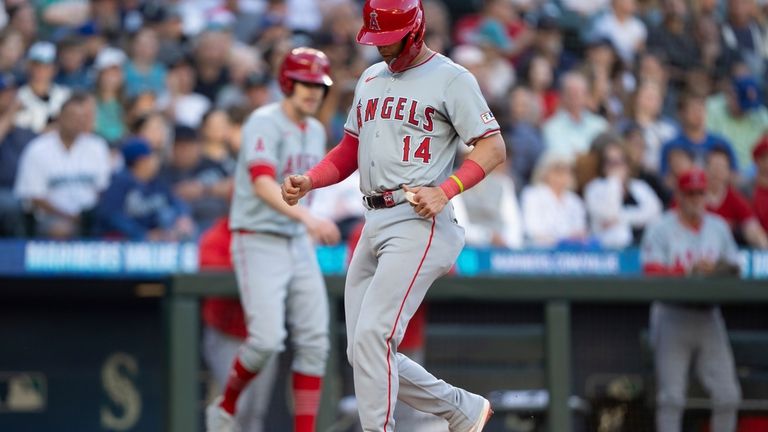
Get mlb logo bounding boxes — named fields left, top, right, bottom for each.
left=481, top=111, right=495, bottom=124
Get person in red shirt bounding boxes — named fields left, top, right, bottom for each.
left=705, top=147, right=768, bottom=248
left=752, top=136, right=768, bottom=233
left=199, top=218, right=279, bottom=432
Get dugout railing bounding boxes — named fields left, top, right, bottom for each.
left=168, top=274, right=768, bottom=432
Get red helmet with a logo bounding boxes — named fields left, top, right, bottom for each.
left=278, top=47, right=333, bottom=96
left=357, top=0, right=426, bottom=73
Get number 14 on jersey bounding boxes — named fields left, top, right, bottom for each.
left=402, top=135, right=432, bottom=164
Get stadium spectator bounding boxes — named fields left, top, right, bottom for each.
left=718, top=0, right=767, bottom=82
left=157, top=53, right=210, bottom=128
left=14, top=92, right=110, bottom=239
left=521, top=152, right=588, bottom=248
left=518, top=14, right=577, bottom=83
left=0, top=74, right=35, bottom=237
left=239, top=72, right=273, bottom=112
left=560, top=0, right=611, bottom=23
left=0, top=30, right=26, bottom=82
left=505, top=85, right=544, bottom=189
left=693, top=4, right=723, bottom=73
left=200, top=109, right=235, bottom=172
left=752, top=136, right=768, bottom=232
left=620, top=79, right=678, bottom=173
left=585, top=135, right=663, bottom=248
left=125, top=91, right=160, bottom=133
left=94, top=138, right=193, bottom=241
left=216, top=47, right=263, bottom=110
left=123, top=28, right=166, bottom=98
left=199, top=217, right=279, bottom=432
left=543, top=71, right=609, bottom=159
left=15, top=41, right=71, bottom=133
left=93, top=47, right=127, bottom=146
left=193, top=29, right=233, bottom=102
left=659, top=92, right=738, bottom=177
left=130, top=111, right=170, bottom=157
left=591, top=0, right=647, bottom=65
left=524, top=54, right=558, bottom=120
left=455, top=160, right=524, bottom=249
left=225, top=105, right=250, bottom=157
left=463, top=0, right=534, bottom=62
left=7, top=1, right=37, bottom=47
left=705, top=147, right=768, bottom=248
left=646, top=0, right=701, bottom=87
left=54, top=36, right=90, bottom=91
left=148, top=4, right=188, bottom=66
left=706, top=74, right=768, bottom=175
left=623, top=123, right=672, bottom=206
left=642, top=168, right=742, bottom=432
left=158, top=125, right=231, bottom=232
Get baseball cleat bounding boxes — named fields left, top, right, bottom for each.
left=468, top=398, right=493, bottom=432
left=205, top=396, right=239, bottom=432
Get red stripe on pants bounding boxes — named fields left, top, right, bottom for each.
left=382, top=217, right=436, bottom=431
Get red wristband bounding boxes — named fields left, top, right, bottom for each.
left=306, top=132, right=359, bottom=189
left=439, top=159, right=486, bottom=199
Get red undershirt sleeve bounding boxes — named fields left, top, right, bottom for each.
left=306, top=132, right=359, bottom=189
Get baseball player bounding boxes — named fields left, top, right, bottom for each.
left=282, top=1, right=506, bottom=430
left=206, top=47, right=341, bottom=432
left=641, top=168, right=742, bottom=432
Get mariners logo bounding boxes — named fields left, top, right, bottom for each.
left=369, top=11, right=381, bottom=31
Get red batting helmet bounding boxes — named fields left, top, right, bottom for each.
left=278, top=47, right=333, bottom=96
left=357, top=0, right=426, bottom=73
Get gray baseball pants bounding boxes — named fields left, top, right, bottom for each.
left=345, top=203, right=486, bottom=432
left=651, top=302, right=741, bottom=432
left=231, top=231, right=329, bottom=376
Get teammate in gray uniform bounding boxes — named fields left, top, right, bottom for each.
left=282, top=1, right=505, bottom=430
left=641, top=168, right=742, bottom=432
left=206, top=47, right=341, bottom=432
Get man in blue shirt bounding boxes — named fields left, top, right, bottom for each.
left=94, top=138, right=195, bottom=241
left=0, top=75, right=36, bottom=237
left=660, top=92, right=738, bottom=177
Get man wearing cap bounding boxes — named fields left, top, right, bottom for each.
left=0, top=74, right=36, bottom=237
left=752, top=136, right=768, bottom=232
left=641, top=168, right=742, bottom=432
left=93, top=138, right=194, bottom=240
left=15, top=41, right=71, bottom=133
left=707, top=73, right=768, bottom=175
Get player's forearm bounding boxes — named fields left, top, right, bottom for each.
left=467, top=133, right=506, bottom=173
left=440, top=133, right=506, bottom=199
left=253, top=177, right=312, bottom=224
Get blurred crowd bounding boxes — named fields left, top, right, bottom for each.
left=1, top=0, right=768, bottom=250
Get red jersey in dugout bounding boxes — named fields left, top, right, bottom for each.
left=199, top=218, right=248, bottom=339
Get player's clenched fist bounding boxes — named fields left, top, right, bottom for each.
left=403, top=185, right=449, bottom=219
left=281, top=174, right=312, bottom=205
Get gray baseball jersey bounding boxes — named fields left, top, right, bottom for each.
left=344, top=53, right=500, bottom=194
left=229, top=102, right=325, bottom=235
left=342, top=53, right=498, bottom=431
left=641, top=211, right=742, bottom=432
left=641, top=211, right=739, bottom=270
